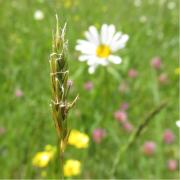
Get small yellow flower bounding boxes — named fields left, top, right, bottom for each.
left=68, top=129, right=89, bottom=148
left=63, top=159, right=81, bottom=177
left=32, top=151, right=52, bottom=168
left=32, top=145, right=56, bottom=168
left=175, top=68, right=180, bottom=75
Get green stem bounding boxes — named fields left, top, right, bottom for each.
left=58, top=139, right=64, bottom=179
left=110, top=100, right=168, bottom=177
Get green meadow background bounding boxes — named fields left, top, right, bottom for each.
left=0, top=0, right=179, bottom=179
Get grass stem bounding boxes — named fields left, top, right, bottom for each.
left=110, top=100, right=168, bottom=177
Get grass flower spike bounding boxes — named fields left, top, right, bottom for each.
left=75, top=24, right=129, bottom=73
left=49, top=15, right=78, bottom=175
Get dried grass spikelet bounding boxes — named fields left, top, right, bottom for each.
left=49, top=15, right=78, bottom=154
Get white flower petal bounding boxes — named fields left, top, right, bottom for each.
left=106, top=24, right=116, bottom=45
left=108, top=55, right=122, bottom=64
left=75, top=40, right=96, bottom=55
left=101, top=24, right=108, bottom=44
left=96, top=58, right=109, bottom=66
left=85, top=29, right=99, bottom=45
left=79, top=55, right=92, bottom=62
left=77, top=40, right=96, bottom=48
left=88, top=65, right=97, bottom=74
left=111, top=34, right=129, bottom=52
left=110, top=32, right=122, bottom=46
left=88, top=26, right=99, bottom=45
left=76, top=46, right=95, bottom=55
left=87, top=56, right=97, bottom=65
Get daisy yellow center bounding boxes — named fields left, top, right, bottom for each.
left=96, top=45, right=111, bottom=58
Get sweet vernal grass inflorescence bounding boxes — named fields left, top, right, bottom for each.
left=49, top=15, right=78, bottom=172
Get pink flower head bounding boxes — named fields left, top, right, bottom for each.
left=143, top=141, right=156, bottom=156
left=84, top=81, right=93, bottom=91
left=128, top=69, right=138, bottom=78
left=114, top=110, right=127, bottom=123
left=163, top=129, right=175, bottom=144
left=120, top=102, right=129, bottom=111
left=158, top=73, right=168, bottom=84
left=118, top=82, right=129, bottom=93
left=150, top=57, right=162, bottom=69
left=15, top=88, right=23, bottom=97
left=122, top=121, right=133, bottom=133
left=167, top=159, right=177, bottom=171
left=92, top=128, right=106, bottom=144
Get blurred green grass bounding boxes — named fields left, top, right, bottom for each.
left=0, top=0, right=179, bottom=178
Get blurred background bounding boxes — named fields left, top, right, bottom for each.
left=0, top=0, right=179, bottom=179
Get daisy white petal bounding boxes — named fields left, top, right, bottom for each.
left=88, top=26, right=99, bottom=45
left=88, top=65, right=97, bottom=74
left=101, top=24, right=108, bottom=44
left=106, top=24, right=116, bottom=45
left=110, top=32, right=122, bottom=46
left=79, top=55, right=92, bottom=62
left=87, top=56, right=97, bottom=65
left=75, top=46, right=94, bottom=55
left=97, top=58, right=109, bottom=66
left=77, top=40, right=96, bottom=48
left=111, top=34, right=129, bottom=51
left=85, top=30, right=99, bottom=45
left=108, top=55, right=122, bottom=64
left=75, top=43, right=96, bottom=55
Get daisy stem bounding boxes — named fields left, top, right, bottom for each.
left=103, top=68, right=110, bottom=114
left=110, top=100, right=168, bottom=177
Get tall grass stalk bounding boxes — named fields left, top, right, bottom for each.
left=110, top=100, right=168, bottom=177
left=49, top=15, right=78, bottom=178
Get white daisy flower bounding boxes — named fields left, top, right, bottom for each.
left=75, top=24, right=129, bottom=74
left=34, top=10, right=44, bottom=21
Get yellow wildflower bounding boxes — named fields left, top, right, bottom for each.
left=68, top=130, right=89, bottom=148
left=32, top=145, right=56, bottom=168
left=63, top=159, right=81, bottom=177
left=175, top=67, right=180, bottom=75
left=32, top=151, right=52, bottom=168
